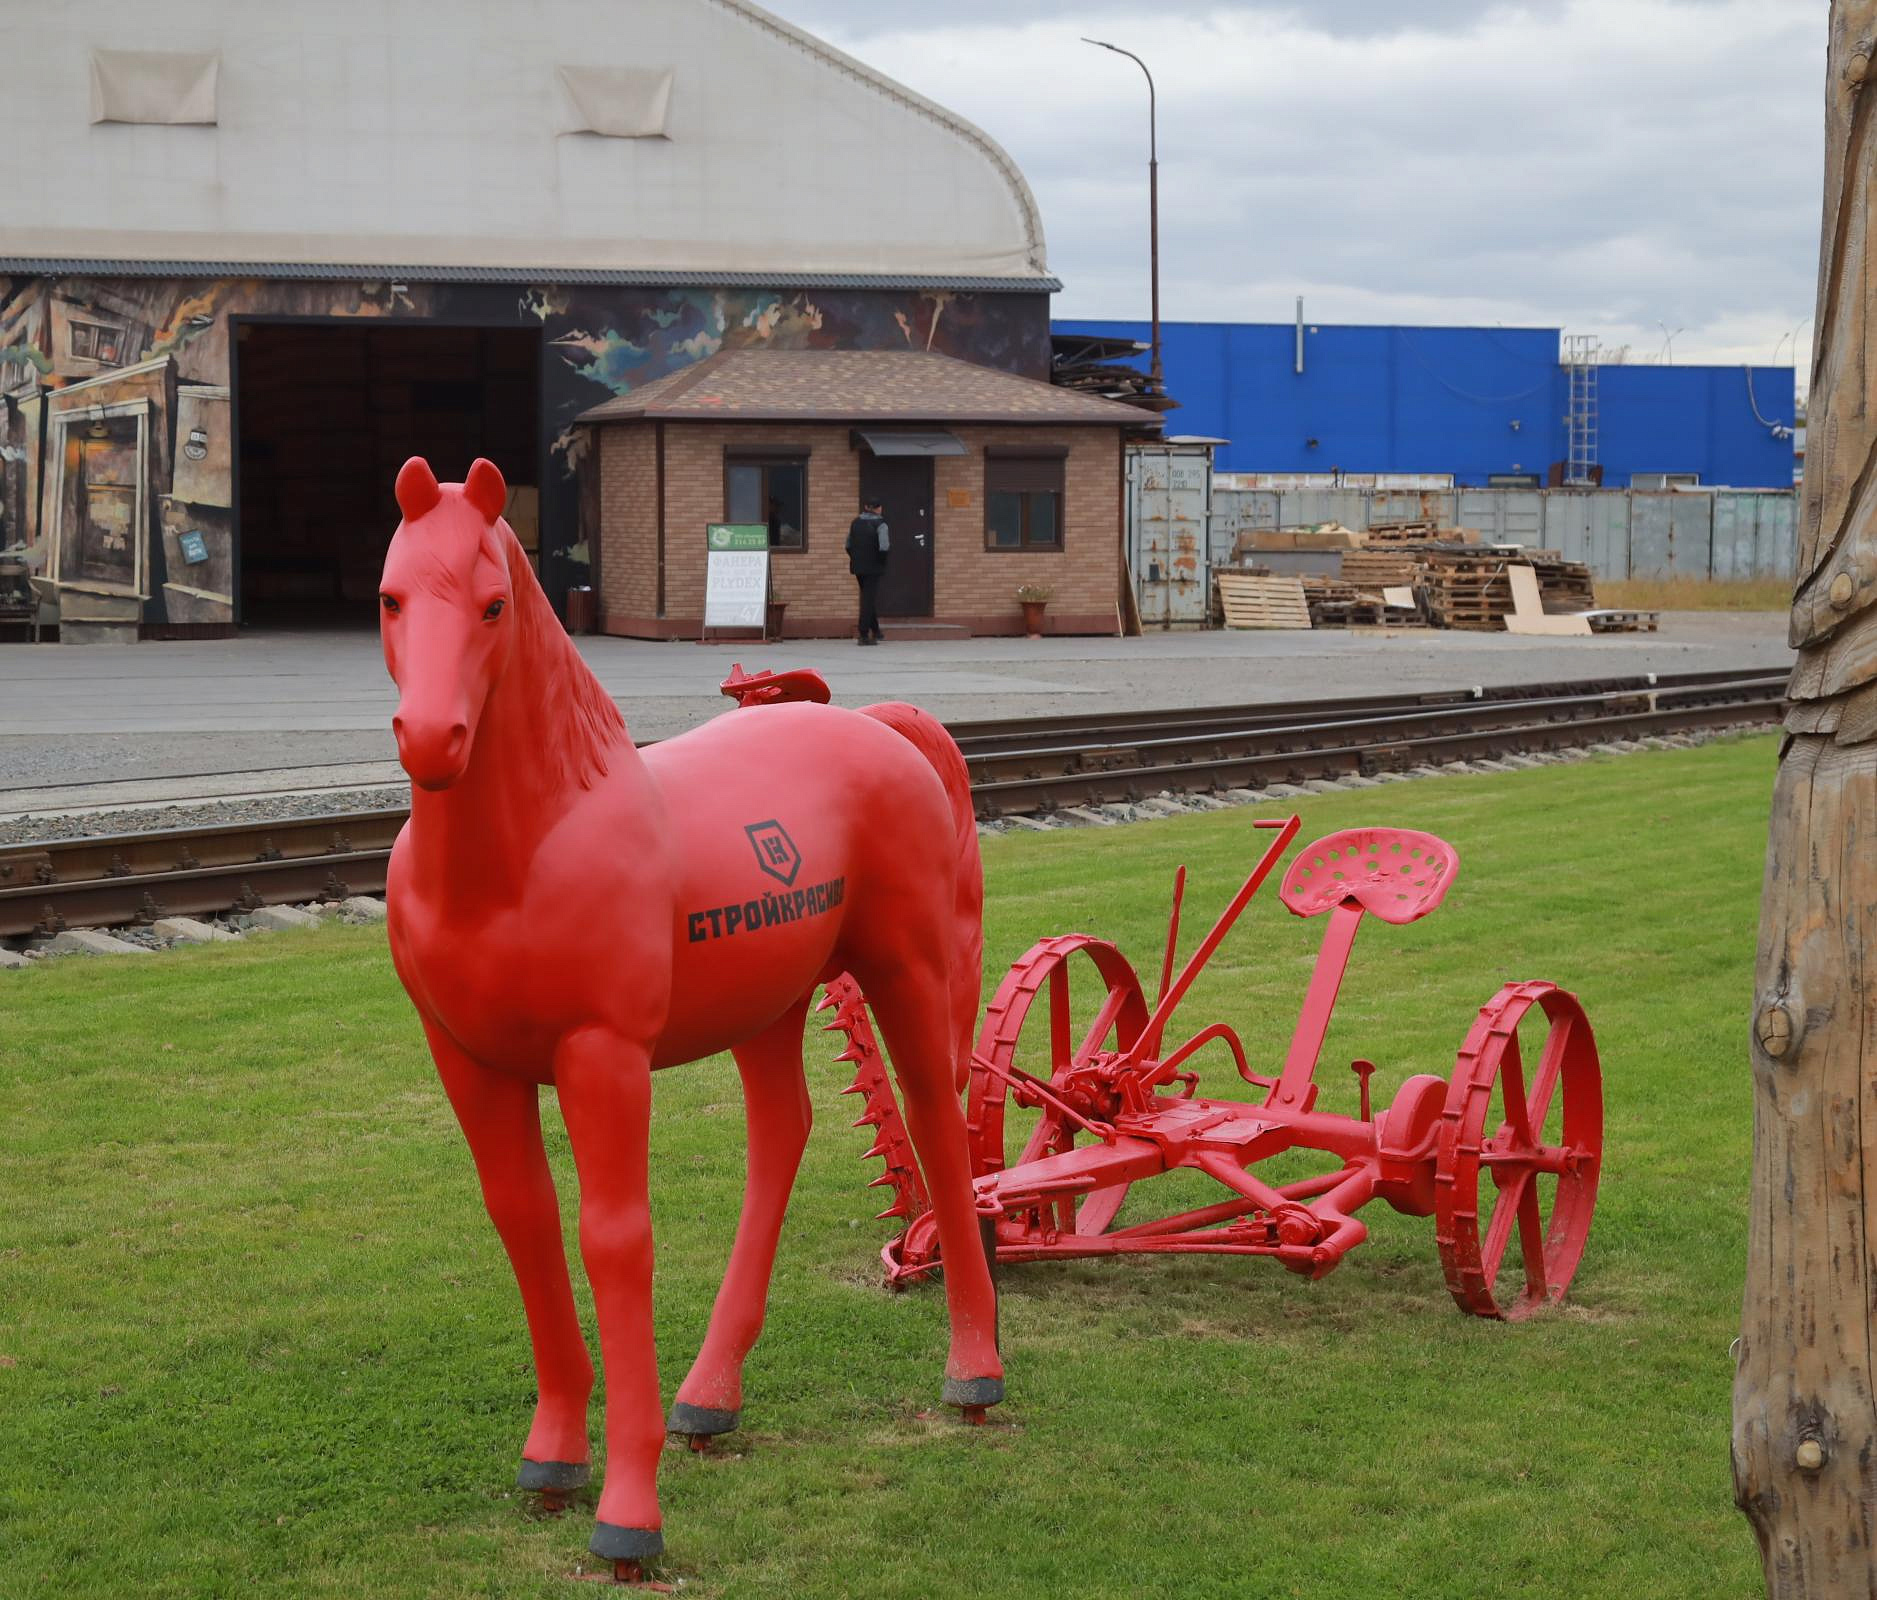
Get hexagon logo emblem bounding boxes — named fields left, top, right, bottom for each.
left=745, top=819, right=802, bottom=887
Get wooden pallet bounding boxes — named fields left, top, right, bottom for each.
left=1298, top=574, right=1384, bottom=628
left=1585, top=609, right=1660, bottom=633
left=1215, top=572, right=1312, bottom=630
left=1341, top=551, right=1423, bottom=589
left=1364, top=519, right=1439, bottom=544
left=1526, top=554, right=1596, bottom=612
left=1207, top=563, right=1270, bottom=625
left=1417, top=551, right=1513, bottom=629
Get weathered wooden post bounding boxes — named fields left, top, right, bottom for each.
left=1733, top=8, right=1877, bottom=1591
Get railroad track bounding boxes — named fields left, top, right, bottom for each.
left=0, top=668, right=1786, bottom=940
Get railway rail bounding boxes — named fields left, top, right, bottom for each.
left=0, top=668, right=1785, bottom=940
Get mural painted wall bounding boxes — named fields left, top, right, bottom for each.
left=0, top=274, right=1049, bottom=629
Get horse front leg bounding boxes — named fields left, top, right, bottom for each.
left=425, top=1021, right=594, bottom=1492
left=670, top=999, right=813, bottom=1445
left=553, top=1025, right=666, bottom=1567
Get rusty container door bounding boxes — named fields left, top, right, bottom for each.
left=1127, top=443, right=1212, bottom=628
left=1209, top=486, right=1277, bottom=567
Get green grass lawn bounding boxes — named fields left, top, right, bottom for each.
left=0, top=738, right=1774, bottom=1599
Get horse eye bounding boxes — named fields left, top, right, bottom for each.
left=483, top=598, right=505, bottom=620
left=380, top=595, right=399, bottom=614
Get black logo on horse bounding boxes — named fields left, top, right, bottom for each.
left=745, top=819, right=802, bottom=887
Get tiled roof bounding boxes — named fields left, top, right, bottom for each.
left=575, top=349, right=1154, bottom=426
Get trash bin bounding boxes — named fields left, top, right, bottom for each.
left=565, top=586, right=596, bottom=635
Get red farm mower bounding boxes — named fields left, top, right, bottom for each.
left=825, top=814, right=1604, bottom=1321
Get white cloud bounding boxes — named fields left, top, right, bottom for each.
left=786, top=0, right=1826, bottom=382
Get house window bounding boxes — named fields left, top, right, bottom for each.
left=985, top=453, right=1064, bottom=551
left=725, top=453, right=808, bottom=550
left=69, top=320, right=125, bottom=365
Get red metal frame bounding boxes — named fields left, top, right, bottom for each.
left=830, top=815, right=1603, bottom=1321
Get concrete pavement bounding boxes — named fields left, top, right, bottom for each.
left=0, top=612, right=1791, bottom=803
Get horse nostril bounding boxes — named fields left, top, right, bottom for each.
left=446, top=724, right=467, bottom=758
left=392, top=715, right=406, bottom=742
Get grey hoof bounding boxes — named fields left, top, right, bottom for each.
left=667, top=1400, right=740, bottom=1437
left=942, top=1376, right=1004, bottom=1409
left=517, top=1458, right=589, bottom=1492
left=590, top=1521, right=664, bottom=1560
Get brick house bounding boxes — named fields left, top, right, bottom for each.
left=579, top=348, right=1153, bottom=638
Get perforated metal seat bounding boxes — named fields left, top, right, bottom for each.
left=1278, top=828, right=1459, bottom=925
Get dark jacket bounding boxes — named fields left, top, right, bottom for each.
left=846, top=512, right=889, bottom=576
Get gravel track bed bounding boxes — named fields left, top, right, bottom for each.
left=1, top=726, right=1756, bottom=850
left=0, top=785, right=412, bottom=847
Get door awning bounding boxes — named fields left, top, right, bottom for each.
left=853, top=428, right=968, bottom=457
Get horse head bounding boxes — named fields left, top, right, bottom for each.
left=380, top=455, right=516, bottom=790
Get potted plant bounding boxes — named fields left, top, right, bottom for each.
left=1015, top=583, right=1052, bottom=638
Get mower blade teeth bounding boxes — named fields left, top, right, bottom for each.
left=822, top=971, right=930, bottom=1233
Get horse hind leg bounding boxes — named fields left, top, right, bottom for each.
left=669, top=995, right=814, bottom=1447
left=857, top=957, right=1004, bottom=1413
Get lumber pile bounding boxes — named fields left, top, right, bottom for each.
left=1211, top=521, right=1616, bottom=634
left=1215, top=571, right=1311, bottom=630
left=1049, top=331, right=1176, bottom=415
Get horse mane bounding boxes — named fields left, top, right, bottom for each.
left=501, top=525, right=631, bottom=792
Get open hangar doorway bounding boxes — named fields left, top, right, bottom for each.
left=233, top=320, right=543, bottom=627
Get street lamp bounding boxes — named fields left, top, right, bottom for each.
left=1082, top=37, right=1162, bottom=394
left=1774, top=315, right=1814, bottom=370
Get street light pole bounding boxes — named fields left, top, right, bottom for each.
left=1083, top=38, right=1161, bottom=393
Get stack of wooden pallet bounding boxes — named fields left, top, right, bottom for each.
left=1342, top=549, right=1422, bottom=591
left=1214, top=571, right=1312, bottom=630
left=1363, top=519, right=1438, bottom=545
left=1523, top=553, right=1597, bottom=613
left=1298, top=574, right=1382, bottom=627
left=1415, top=549, right=1515, bottom=630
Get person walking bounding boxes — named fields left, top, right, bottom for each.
left=846, top=496, right=889, bottom=645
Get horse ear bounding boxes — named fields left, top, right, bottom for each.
left=395, top=457, right=441, bottom=522
left=463, top=458, right=507, bottom=524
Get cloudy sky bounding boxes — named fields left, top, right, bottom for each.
left=785, top=0, right=1825, bottom=380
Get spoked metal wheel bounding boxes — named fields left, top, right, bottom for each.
left=967, top=933, right=1150, bottom=1239
left=1436, top=981, right=1603, bottom=1319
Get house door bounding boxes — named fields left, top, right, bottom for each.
left=57, top=420, right=142, bottom=590
left=861, top=453, right=934, bottom=617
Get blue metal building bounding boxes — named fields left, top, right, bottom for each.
left=1053, top=319, right=1798, bottom=489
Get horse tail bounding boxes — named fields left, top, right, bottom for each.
left=861, top=701, right=984, bottom=1091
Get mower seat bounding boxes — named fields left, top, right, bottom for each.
left=1278, top=828, right=1458, bottom=926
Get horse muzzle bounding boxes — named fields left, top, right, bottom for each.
left=393, top=712, right=470, bottom=790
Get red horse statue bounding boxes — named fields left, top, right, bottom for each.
left=379, top=457, right=1000, bottom=1570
